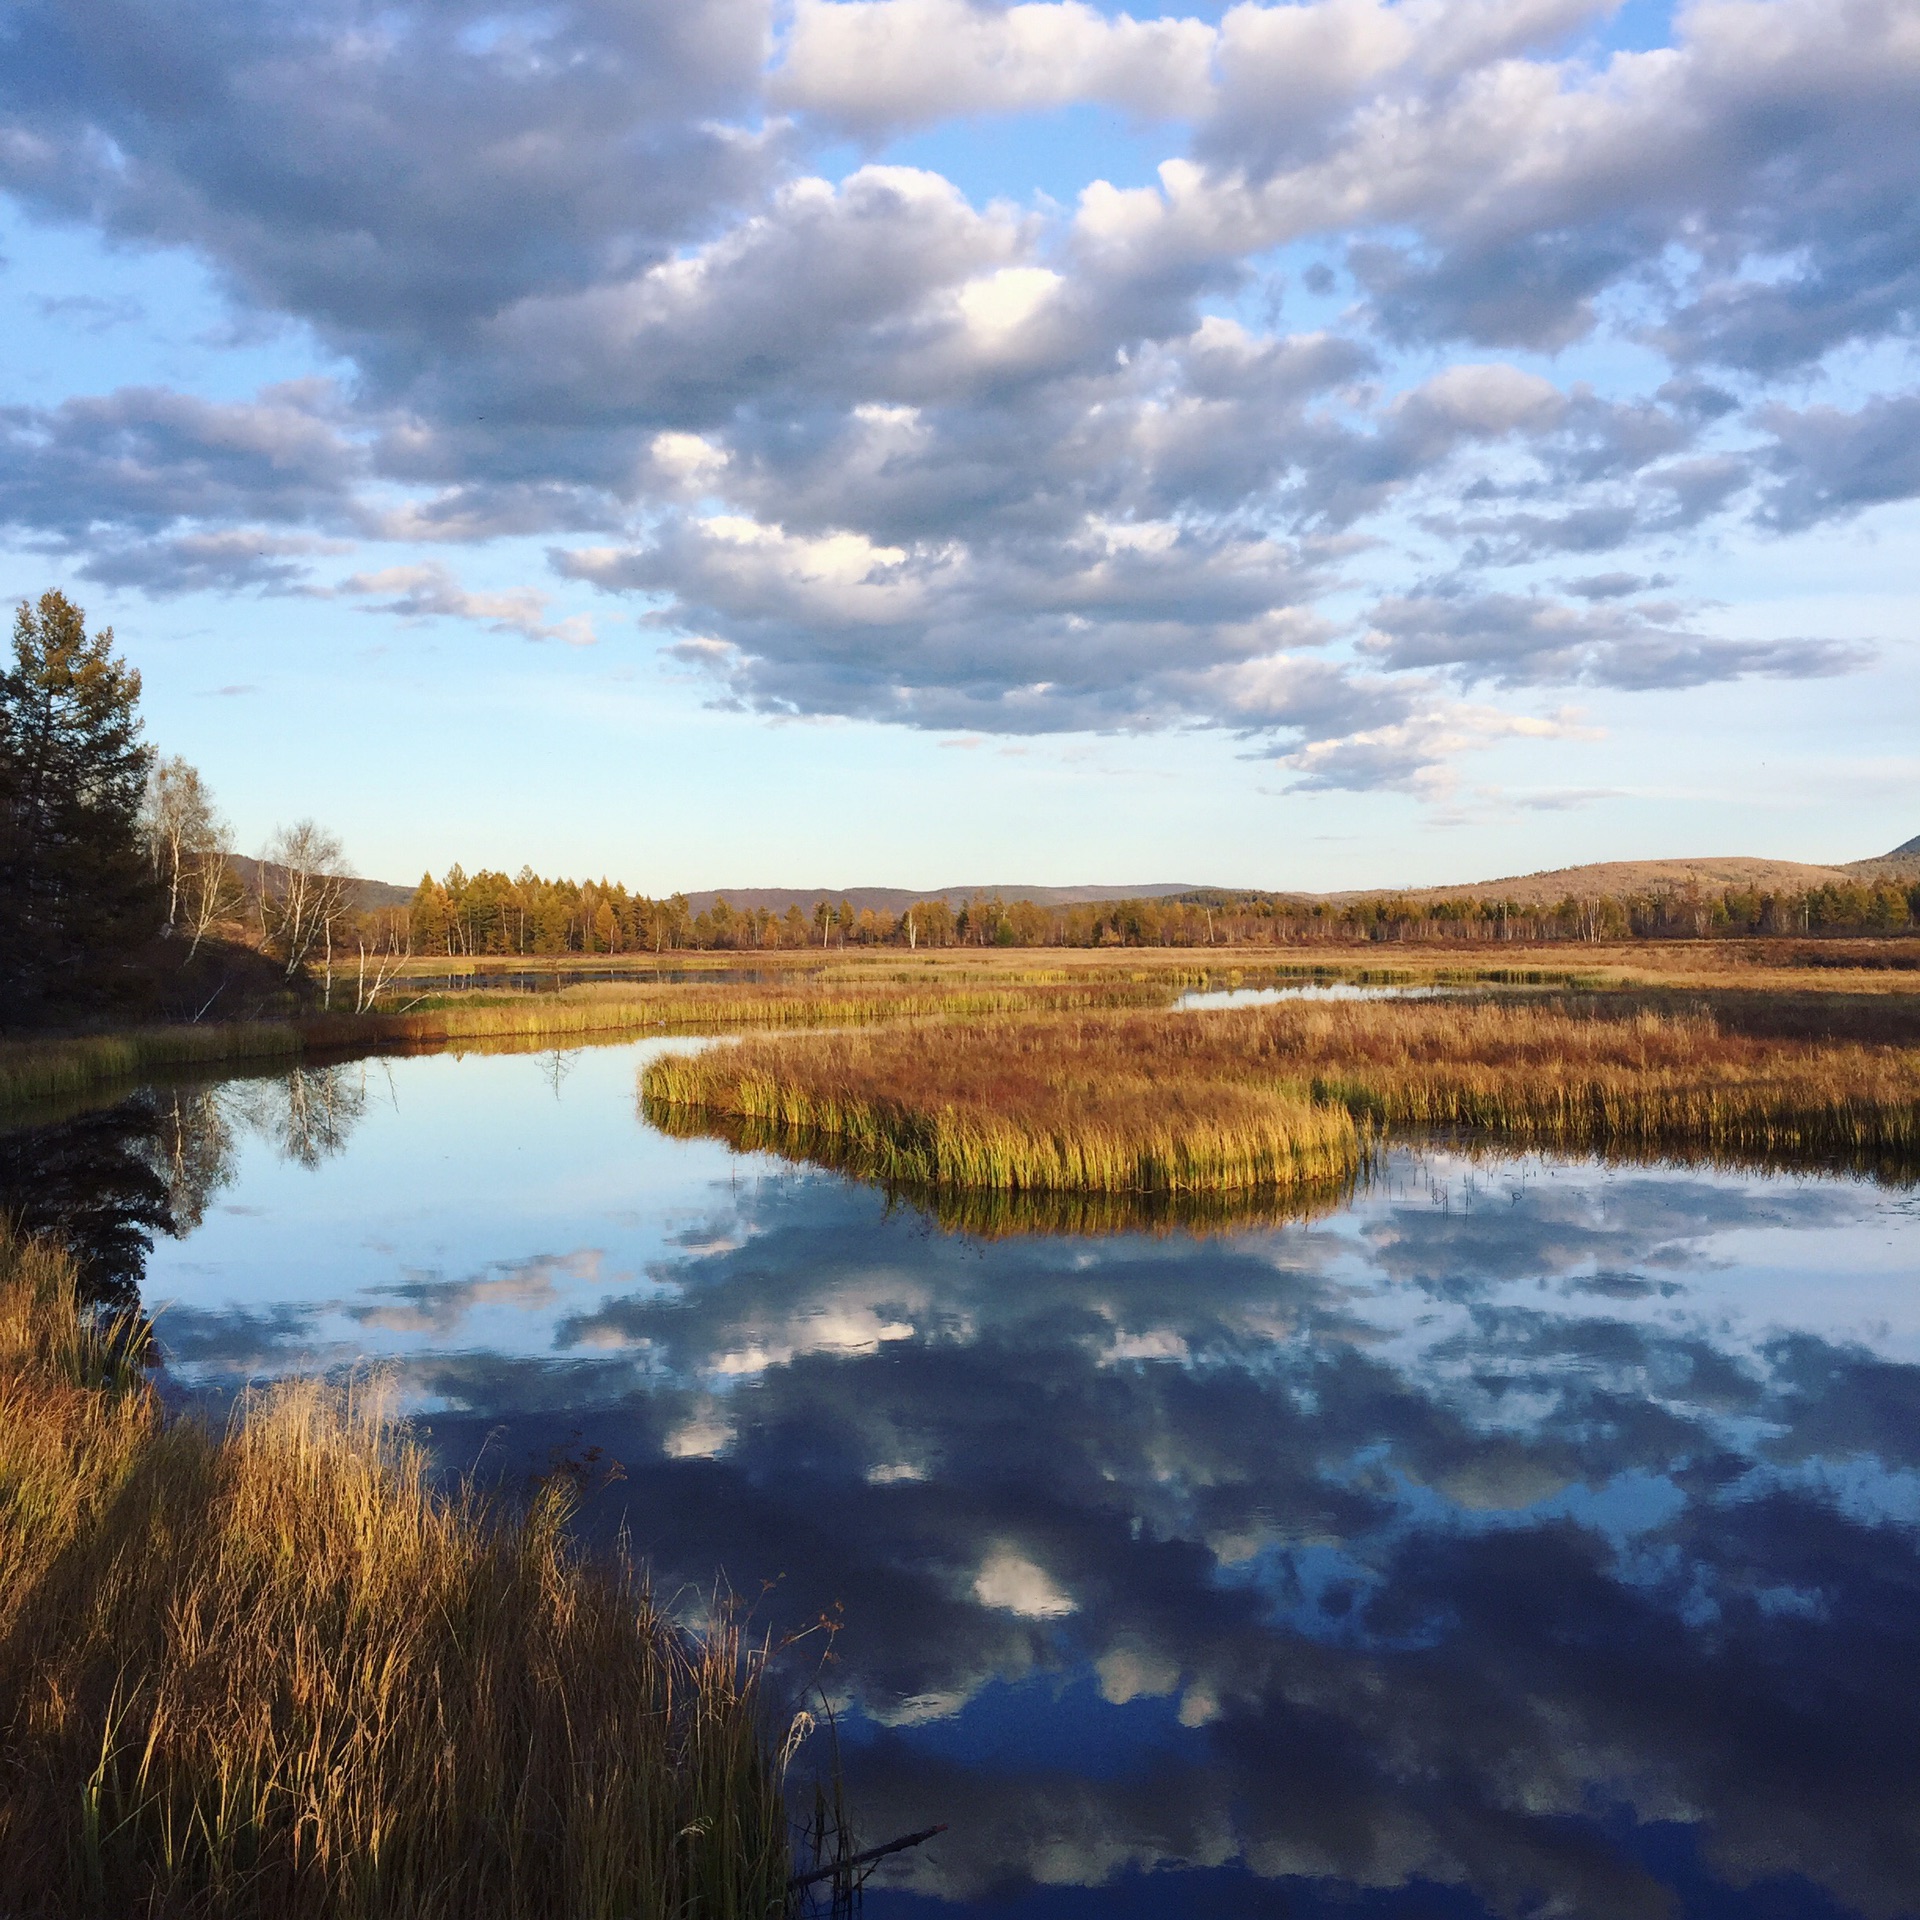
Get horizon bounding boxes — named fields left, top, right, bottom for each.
left=2, top=0, right=1915, bottom=892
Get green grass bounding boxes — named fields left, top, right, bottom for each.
left=0, top=1226, right=795, bottom=1919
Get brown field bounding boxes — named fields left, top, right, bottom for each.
left=9, top=937, right=1920, bottom=1119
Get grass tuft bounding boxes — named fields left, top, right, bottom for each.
left=0, top=1226, right=793, bottom=1920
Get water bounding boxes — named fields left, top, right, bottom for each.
left=10, top=1038, right=1920, bottom=1918
left=1172, top=983, right=1448, bottom=1010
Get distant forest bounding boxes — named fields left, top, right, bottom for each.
left=5, top=590, right=1916, bottom=1023
left=403, top=866, right=1920, bottom=955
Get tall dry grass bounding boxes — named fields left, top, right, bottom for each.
left=367, top=974, right=1171, bottom=1036
left=641, top=998, right=1920, bottom=1199
left=0, top=977, right=1178, bottom=1115
left=641, top=1020, right=1361, bottom=1196
left=0, top=1227, right=793, bottom=1920
left=1242, top=996, right=1920, bottom=1160
left=0, top=1023, right=305, bottom=1110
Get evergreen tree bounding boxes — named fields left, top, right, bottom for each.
left=0, top=592, right=158, bottom=1012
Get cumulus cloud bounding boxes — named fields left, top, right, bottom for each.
left=1, top=0, right=1911, bottom=786
left=0, top=381, right=360, bottom=543
left=0, top=0, right=776, bottom=356
left=80, top=529, right=349, bottom=597
left=775, top=0, right=1217, bottom=134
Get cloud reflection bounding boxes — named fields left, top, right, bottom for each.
left=156, top=1147, right=1920, bottom=1916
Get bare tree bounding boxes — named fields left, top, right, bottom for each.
left=142, top=756, right=243, bottom=959
left=142, top=757, right=217, bottom=931
left=180, top=820, right=238, bottom=959
left=353, top=904, right=412, bottom=1013
left=258, top=820, right=355, bottom=1003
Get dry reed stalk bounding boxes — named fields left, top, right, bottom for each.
left=0, top=979, right=1178, bottom=1116
left=365, top=975, right=1170, bottom=1035
left=1226, top=998, right=1920, bottom=1158
left=0, top=1228, right=793, bottom=1920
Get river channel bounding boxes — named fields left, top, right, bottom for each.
left=7, top=1035, right=1920, bottom=1918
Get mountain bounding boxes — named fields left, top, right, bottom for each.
left=1310, top=856, right=1868, bottom=908
left=1845, top=835, right=1920, bottom=880
left=227, top=855, right=415, bottom=913
left=681, top=883, right=1208, bottom=916
left=328, top=851, right=1920, bottom=921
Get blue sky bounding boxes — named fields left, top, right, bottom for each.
left=1, top=0, right=1915, bottom=892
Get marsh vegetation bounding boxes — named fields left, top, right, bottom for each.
left=0, top=1226, right=794, bottom=1919
left=644, top=995, right=1920, bottom=1200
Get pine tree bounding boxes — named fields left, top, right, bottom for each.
left=0, top=592, right=158, bottom=1012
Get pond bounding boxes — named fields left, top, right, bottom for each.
left=1171, top=982, right=1449, bottom=1010
left=9, top=1037, right=1920, bottom=1918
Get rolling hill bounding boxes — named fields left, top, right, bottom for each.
left=680, top=883, right=1207, bottom=917
left=350, top=841, right=1919, bottom=918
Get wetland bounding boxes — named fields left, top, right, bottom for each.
left=9, top=1016, right=1920, bottom=1918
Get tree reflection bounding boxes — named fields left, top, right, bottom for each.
left=225, top=1063, right=369, bottom=1169
left=0, top=1098, right=173, bottom=1312
left=0, top=1062, right=370, bottom=1307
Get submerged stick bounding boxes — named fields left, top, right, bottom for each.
left=786, top=1823, right=948, bottom=1891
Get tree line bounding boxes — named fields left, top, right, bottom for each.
left=5, top=589, right=1913, bottom=1026
left=404, top=866, right=1920, bottom=956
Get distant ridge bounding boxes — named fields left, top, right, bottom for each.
left=681, top=883, right=1207, bottom=916
left=1315, top=856, right=1868, bottom=909
left=228, top=854, right=414, bottom=914
left=1846, top=834, right=1920, bottom=880
left=355, top=850, right=1920, bottom=916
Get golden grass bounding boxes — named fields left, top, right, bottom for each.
left=0, top=1227, right=793, bottom=1920
left=0, top=1022, right=304, bottom=1109
left=0, top=978, right=1180, bottom=1115
left=642, top=997, right=1920, bottom=1202
left=371, top=974, right=1171, bottom=1033
left=12, top=941, right=1919, bottom=1117
left=1253, top=996, right=1920, bottom=1160
left=641, top=1020, right=1362, bottom=1196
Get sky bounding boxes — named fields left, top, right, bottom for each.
left=1, top=0, right=1916, bottom=893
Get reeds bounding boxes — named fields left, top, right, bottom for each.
left=641, top=1019, right=1362, bottom=1196
left=0, top=978, right=1188, bottom=1116
left=0, top=1226, right=793, bottom=1919
left=366, top=975, right=1171, bottom=1036
left=0, top=1022, right=305, bottom=1110
left=1242, top=996, right=1920, bottom=1160
left=641, top=999, right=1920, bottom=1202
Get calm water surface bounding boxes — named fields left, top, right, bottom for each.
left=13, top=1038, right=1920, bottom=1919
left=1172, top=984, right=1448, bottom=1010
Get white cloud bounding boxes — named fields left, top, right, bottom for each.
left=775, top=0, right=1217, bottom=133
left=341, top=563, right=598, bottom=645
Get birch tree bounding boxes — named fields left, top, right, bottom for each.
left=258, top=820, right=355, bottom=1001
